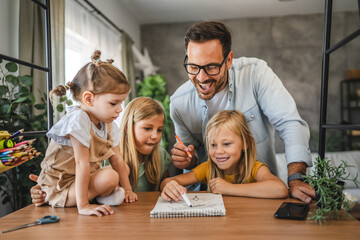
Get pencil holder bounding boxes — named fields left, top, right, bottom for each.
left=0, top=160, right=16, bottom=173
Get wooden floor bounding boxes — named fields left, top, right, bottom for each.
left=0, top=192, right=359, bottom=240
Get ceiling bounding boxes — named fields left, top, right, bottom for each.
left=119, top=0, right=358, bottom=25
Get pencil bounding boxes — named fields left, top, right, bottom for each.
left=14, top=139, right=36, bottom=147
left=13, top=135, right=24, bottom=142
left=0, top=145, right=27, bottom=153
left=10, top=129, right=24, bottom=139
left=175, top=135, right=192, bottom=158
left=0, top=150, right=13, bottom=156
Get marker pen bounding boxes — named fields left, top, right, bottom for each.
left=181, top=193, right=192, bottom=207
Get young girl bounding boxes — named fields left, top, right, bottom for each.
left=119, top=97, right=172, bottom=192
left=161, top=110, right=288, bottom=201
left=30, top=97, right=172, bottom=204
left=36, top=50, right=137, bottom=216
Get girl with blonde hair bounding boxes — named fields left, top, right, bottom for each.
left=120, top=97, right=172, bottom=191
left=161, top=110, right=288, bottom=201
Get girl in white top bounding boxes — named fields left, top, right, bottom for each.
left=37, top=50, right=137, bottom=216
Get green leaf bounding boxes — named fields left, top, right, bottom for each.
left=0, top=85, right=9, bottom=96
left=0, top=59, right=2, bottom=64
left=14, top=86, right=30, bottom=98
left=56, top=104, right=64, bottom=112
left=19, top=75, right=33, bottom=87
left=28, top=93, right=35, bottom=104
left=5, top=62, right=18, bottom=72
left=0, top=104, right=10, bottom=114
left=13, top=96, right=28, bottom=103
left=5, top=74, right=19, bottom=85
left=20, top=86, right=29, bottom=93
left=20, top=104, right=29, bottom=114
left=34, top=103, right=46, bottom=110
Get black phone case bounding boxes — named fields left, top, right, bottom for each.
left=274, top=202, right=309, bottom=220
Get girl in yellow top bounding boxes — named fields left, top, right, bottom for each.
left=161, top=110, right=288, bottom=201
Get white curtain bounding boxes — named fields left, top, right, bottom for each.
left=51, top=0, right=65, bottom=123
left=64, top=0, right=122, bottom=84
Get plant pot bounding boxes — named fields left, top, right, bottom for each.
left=315, top=180, right=345, bottom=209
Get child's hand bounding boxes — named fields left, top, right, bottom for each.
left=209, top=178, right=232, bottom=195
left=124, top=189, right=138, bottom=203
left=29, top=174, right=47, bottom=207
left=78, top=203, right=114, bottom=217
left=161, top=180, right=187, bottom=202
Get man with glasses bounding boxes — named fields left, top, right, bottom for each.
left=170, top=21, right=315, bottom=203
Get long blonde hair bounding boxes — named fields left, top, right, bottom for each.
left=120, top=97, right=165, bottom=191
left=206, top=110, right=256, bottom=185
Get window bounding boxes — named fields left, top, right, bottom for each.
left=65, top=0, right=122, bottom=83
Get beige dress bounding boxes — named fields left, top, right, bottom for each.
left=37, top=124, right=114, bottom=207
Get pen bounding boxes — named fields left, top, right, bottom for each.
left=181, top=192, right=192, bottom=207
left=175, top=135, right=192, bottom=158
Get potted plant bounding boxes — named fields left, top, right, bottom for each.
left=303, top=156, right=359, bottom=224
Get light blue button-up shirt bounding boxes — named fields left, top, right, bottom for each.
left=170, top=57, right=312, bottom=176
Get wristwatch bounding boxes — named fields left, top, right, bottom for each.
left=288, top=172, right=304, bottom=185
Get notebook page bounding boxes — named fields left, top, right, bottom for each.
left=150, top=193, right=226, bottom=218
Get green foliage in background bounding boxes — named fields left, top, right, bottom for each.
left=0, top=59, right=71, bottom=213
left=0, top=59, right=47, bottom=211
left=136, top=74, right=173, bottom=149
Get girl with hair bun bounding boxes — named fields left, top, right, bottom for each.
left=35, top=50, right=137, bottom=217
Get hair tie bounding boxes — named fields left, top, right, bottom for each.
left=64, top=82, right=72, bottom=90
left=93, top=59, right=100, bottom=64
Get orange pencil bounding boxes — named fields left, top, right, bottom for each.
left=175, top=135, right=192, bottom=158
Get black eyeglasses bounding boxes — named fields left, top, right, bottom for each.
left=183, top=55, right=228, bottom=76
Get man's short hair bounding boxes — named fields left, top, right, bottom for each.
left=185, top=21, right=232, bottom=58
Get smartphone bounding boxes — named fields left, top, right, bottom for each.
left=274, top=202, right=309, bottom=220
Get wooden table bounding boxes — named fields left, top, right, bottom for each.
left=0, top=192, right=359, bottom=240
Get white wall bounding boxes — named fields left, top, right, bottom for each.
left=88, top=0, right=141, bottom=49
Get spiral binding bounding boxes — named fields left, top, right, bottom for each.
left=150, top=209, right=226, bottom=218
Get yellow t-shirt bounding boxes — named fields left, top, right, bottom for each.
left=192, top=160, right=266, bottom=184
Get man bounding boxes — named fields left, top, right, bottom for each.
left=170, top=21, right=315, bottom=203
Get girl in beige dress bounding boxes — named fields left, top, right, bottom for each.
left=37, top=50, right=137, bottom=216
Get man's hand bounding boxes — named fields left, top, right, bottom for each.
left=289, top=180, right=315, bottom=203
left=170, top=142, right=195, bottom=169
left=287, top=162, right=315, bottom=203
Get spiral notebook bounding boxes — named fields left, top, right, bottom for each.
left=150, top=193, right=226, bottom=218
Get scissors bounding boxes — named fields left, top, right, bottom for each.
left=1, top=215, right=60, bottom=234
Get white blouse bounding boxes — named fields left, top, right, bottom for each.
left=46, top=106, right=120, bottom=148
